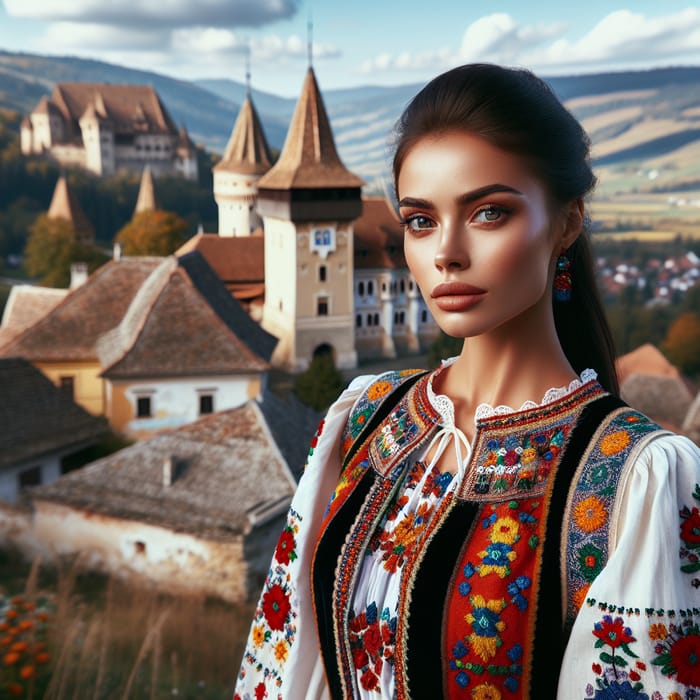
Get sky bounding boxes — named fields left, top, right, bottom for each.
left=1, top=1, right=700, bottom=97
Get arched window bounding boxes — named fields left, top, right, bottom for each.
left=358, top=281, right=365, bottom=296
left=367, top=281, right=374, bottom=296
left=356, top=314, right=362, bottom=328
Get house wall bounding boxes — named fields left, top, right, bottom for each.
left=0, top=455, right=61, bottom=503
left=214, top=171, right=262, bottom=236
left=32, top=500, right=276, bottom=602
left=107, top=374, right=263, bottom=438
left=36, top=360, right=105, bottom=416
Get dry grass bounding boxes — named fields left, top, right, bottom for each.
left=0, top=552, right=255, bottom=699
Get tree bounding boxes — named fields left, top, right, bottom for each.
left=293, top=353, right=345, bottom=412
left=24, top=214, right=107, bottom=287
left=114, top=210, right=190, bottom=256
left=663, top=311, right=700, bottom=377
left=427, top=331, right=463, bottom=369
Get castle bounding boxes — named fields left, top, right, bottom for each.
left=21, top=83, right=198, bottom=181
left=201, top=68, right=439, bottom=371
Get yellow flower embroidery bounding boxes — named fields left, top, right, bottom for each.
left=599, top=430, right=630, bottom=456
left=490, top=517, right=520, bottom=544
left=471, top=683, right=502, bottom=700
left=465, top=596, right=506, bottom=661
left=648, top=623, right=669, bottom=640
left=520, top=447, right=537, bottom=464
left=367, top=381, right=393, bottom=401
left=573, top=496, right=607, bottom=533
left=252, top=624, right=265, bottom=649
left=273, top=639, right=289, bottom=662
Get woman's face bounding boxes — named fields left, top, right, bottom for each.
left=398, top=130, right=568, bottom=341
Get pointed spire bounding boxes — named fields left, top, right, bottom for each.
left=307, top=15, right=313, bottom=67
left=47, top=175, right=95, bottom=243
left=245, top=43, right=252, bottom=99
left=134, top=165, right=158, bottom=214
left=257, top=67, right=363, bottom=190
left=214, top=94, right=272, bottom=175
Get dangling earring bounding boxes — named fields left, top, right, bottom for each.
left=553, top=249, right=572, bottom=302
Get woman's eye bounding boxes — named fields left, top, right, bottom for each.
left=403, top=215, right=434, bottom=232
left=474, top=206, right=507, bottom=223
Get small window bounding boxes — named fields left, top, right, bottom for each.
left=368, top=281, right=374, bottom=296
left=59, top=376, right=75, bottom=400
left=356, top=314, right=362, bottom=328
left=358, top=281, right=365, bottom=296
left=421, top=309, right=428, bottom=323
left=18, top=466, right=41, bottom=490
left=373, top=313, right=379, bottom=326
left=137, top=396, right=151, bottom=418
left=367, top=314, right=373, bottom=327
left=400, top=280, right=405, bottom=293
left=317, top=297, right=329, bottom=316
left=319, top=265, right=327, bottom=283
left=199, top=394, right=214, bottom=415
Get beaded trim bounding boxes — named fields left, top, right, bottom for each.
left=562, top=407, right=665, bottom=626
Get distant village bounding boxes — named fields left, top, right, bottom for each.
left=0, top=68, right=699, bottom=605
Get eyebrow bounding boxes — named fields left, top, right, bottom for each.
left=398, top=184, right=524, bottom=209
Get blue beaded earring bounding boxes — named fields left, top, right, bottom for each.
left=553, top=250, right=572, bottom=302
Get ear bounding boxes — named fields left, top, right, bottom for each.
left=559, top=198, right=585, bottom=249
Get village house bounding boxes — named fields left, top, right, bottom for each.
left=20, top=83, right=198, bottom=181
left=0, top=244, right=277, bottom=438
left=27, top=390, right=320, bottom=602
left=0, top=357, right=107, bottom=502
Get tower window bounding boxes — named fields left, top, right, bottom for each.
left=319, top=265, right=327, bottom=282
left=317, top=296, right=329, bottom=316
left=356, top=314, right=362, bottom=328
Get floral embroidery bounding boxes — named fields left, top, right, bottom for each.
left=471, top=427, right=569, bottom=497
left=307, top=418, right=325, bottom=458
left=367, top=380, right=393, bottom=402
left=574, top=496, right=608, bottom=533
left=349, top=602, right=397, bottom=693
left=680, top=485, right=700, bottom=578
left=374, top=406, right=419, bottom=460
left=650, top=619, right=700, bottom=688
left=599, top=429, right=631, bottom=456
left=447, top=500, right=538, bottom=694
left=237, top=508, right=302, bottom=695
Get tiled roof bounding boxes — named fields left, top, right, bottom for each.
left=620, top=372, right=692, bottom=433
left=616, top=343, right=680, bottom=384
left=257, top=68, right=364, bottom=190
left=0, top=357, right=107, bottom=469
left=0, top=257, right=162, bottom=362
left=213, top=96, right=272, bottom=176
left=47, top=176, right=95, bottom=243
left=176, top=233, right=264, bottom=284
left=0, top=285, right=68, bottom=348
left=49, top=83, right=178, bottom=136
left=98, top=255, right=272, bottom=378
left=354, top=196, right=406, bottom=270
left=30, top=397, right=309, bottom=539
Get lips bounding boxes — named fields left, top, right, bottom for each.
left=430, top=282, right=487, bottom=312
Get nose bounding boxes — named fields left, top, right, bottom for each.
left=434, top=224, right=469, bottom=271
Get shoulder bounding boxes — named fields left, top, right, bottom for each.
left=340, top=368, right=428, bottom=456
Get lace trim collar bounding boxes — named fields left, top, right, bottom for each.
left=427, top=356, right=598, bottom=428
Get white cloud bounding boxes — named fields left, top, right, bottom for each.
left=359, top=8, right=700, bottom=78
left=528, top=8, right=700, bottom=69
left=4, top=0, right=299, bottom=28
left=44, top=22, right=166, bottom=51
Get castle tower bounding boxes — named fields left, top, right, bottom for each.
left=213, top=87, right=272, bottom=237
left=257, top=67, right=364, bottom=371
left=48, top=175, right=95, bottom=244
left=134, top=165, right=158, bottom=214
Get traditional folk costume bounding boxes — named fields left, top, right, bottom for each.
left=234, top=361, right=700, bottom=700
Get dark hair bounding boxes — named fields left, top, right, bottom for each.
left=392, top=63, right=619, bottom=395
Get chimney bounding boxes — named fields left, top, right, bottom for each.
left=163, top=455, right=177, bottom=487
left=70, top=262, right=88, bottom=289
left=113, top=242, right=122, bottom=261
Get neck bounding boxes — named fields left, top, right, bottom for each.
left=436, top=301, right=577, bottom=434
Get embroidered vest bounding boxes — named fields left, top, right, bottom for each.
left=311, top=372, right=665, bottom=699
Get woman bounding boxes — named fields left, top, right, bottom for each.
left=234, top=64, right=700, bottom=699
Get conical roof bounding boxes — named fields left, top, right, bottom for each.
left=134, top=165, right=158, bottom=214
left=47, top=176, right=95, bottom=243
left=214, top=96, right=272, bottom=176
left=258, top=67, right=363, bottom=190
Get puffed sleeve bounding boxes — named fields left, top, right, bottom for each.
left=558, top=434, right=700, bottom=699
left=234, top=374, right=376, bottom=700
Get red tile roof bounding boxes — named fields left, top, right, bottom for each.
left=258, top=68, right=364, bottom=190
left=176, top=233, right=264, bottom=284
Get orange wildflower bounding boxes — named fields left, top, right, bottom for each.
left=0, top=637, right=11, bottom=647
left=4, top=610, right=17, bottom=620
left=6, top=682, right=23, bottom=697
left=10, top=641, right=27, bottom=653
left=0, top=623, right=8, bottom=632
left=35, top=652, right=50, bottom=664
left=3, top=652, right=20, bottom=666
left=17, top=620, right=33, bottom=631
left=36, top=612, right=49, bottom=623
left=19, top=664, right=35, bottom=680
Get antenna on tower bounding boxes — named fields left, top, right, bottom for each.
left=245, top=40, right=252, bottom=97
left=307, top=14, right=313, bottom=67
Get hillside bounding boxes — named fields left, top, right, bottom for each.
left=2, top=50, right=700, bottom=193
